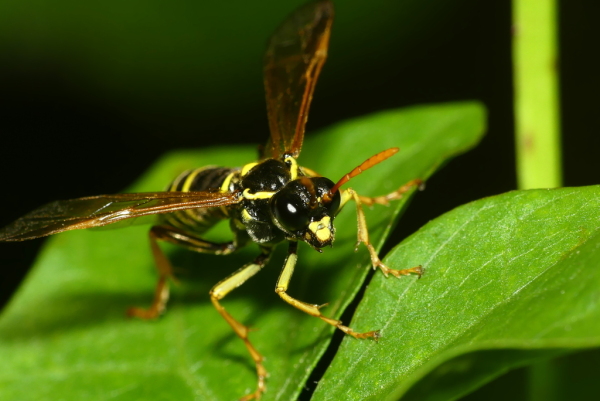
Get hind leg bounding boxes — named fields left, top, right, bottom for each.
left=128, top=225, right=237, bottom=319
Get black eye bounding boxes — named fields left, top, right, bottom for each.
left=325, top=190, right=340, bottom=215
left=271, top=191, right=309, bottom=232
left=311, top=177, right=340, bottom=216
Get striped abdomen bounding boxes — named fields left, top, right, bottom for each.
left=161, top=166, right=239, bottom=233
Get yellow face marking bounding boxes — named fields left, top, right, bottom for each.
left=241, top=162, right=259, bottom=177
left=308, top=216, right=332, bottom=242
left=242, top=189, right=275, bottom=200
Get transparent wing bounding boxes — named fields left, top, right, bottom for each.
left=262, top=0, right=333, bottom=159
left=0, top=191, right=241, bottom=241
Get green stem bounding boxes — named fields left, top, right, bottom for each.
left=513, top=0, right=562, bottom=400
left=513, top=0, right=562, bottom=189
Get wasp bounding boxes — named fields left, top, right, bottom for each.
left=0, top=1, right=422, bottom=399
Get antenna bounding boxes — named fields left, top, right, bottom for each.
left=324, top=147, right=399, bottom=200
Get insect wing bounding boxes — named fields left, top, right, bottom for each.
left=0, top=191, right=241, bottom=241
left=262, top=0, right=333, bottom=159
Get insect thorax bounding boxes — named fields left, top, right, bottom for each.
left=233, top=158, right=296, bottom=245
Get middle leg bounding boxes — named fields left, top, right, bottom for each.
left=209, top=246, right=273, bottom=401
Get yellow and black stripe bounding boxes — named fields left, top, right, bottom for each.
left=162, top=166, right=239, bottom=233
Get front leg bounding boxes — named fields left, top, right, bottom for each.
left=358, top=178, right=424, bottom=206
left=341, top=179, right=423, bottom=278
left=275, top=241, right=379, bottom=339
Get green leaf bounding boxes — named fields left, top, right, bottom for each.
left=314, top=186, right=600, bottom=400
left=0, top=102, right=485, bottom=401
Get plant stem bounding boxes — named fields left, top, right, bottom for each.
left=513, top=0, right=562, bottom=189
left=513, top=0, right=562, bottom=400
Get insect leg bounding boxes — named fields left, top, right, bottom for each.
left=358, top=178, right=423, bottom=207
left=128, top=225, right=237, bottom=319
left=209, top=246, right=272, bottom=401
left=276, top=241, right=379, bottom=339
left=341, top=182, right=423, bottom=278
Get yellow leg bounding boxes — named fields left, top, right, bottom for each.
left=342, top=179, right=423, bottom=278
left=275, top=242, right=379, bottom=339
left=209, top=248, right=272, bottom=401
left=358, top=178, right=424, bottom=206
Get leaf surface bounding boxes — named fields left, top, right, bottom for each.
left=314, top=186, right=600, bottom=400
left=0, top=102, right=485, bottom=400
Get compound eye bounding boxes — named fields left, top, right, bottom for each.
left=325, top=190, right=341, bottom=216
left=272, top=192, right=309, bottom=232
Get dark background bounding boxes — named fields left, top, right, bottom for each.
left=0, top=0, right=598, bottom=399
